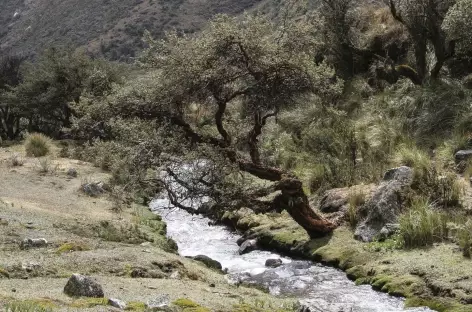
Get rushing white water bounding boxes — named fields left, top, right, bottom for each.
left=151, top=196, right=434, bottom=312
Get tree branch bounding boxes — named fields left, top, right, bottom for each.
left=215, top=101, right=231, bottom=146
left=247, top=109, right=278, bottom=164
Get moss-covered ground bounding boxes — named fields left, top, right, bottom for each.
left=221, top=208, right=472, bottom=312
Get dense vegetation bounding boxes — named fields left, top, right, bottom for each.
left=2, top=0, right=472, bottom=250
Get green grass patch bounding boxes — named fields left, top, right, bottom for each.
left=56, top=242, right=90, bottom=254
left=70, top=297, right=109, bottom=308
left=5, top=299, right=57, bottom=311
left=172, top=298, right=210, bottom=312
left=124, top=301, right=147, bottom=311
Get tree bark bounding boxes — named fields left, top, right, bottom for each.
left=237, top=158, right=336, bottom=237
left=274, top=177, right=336, bottom=238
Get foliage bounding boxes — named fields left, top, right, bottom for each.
left=443, top=0, right=472, bottom=52
left=386, top=0, right=456, bottom=82
left=0, top=53, right=27, bottom=139
left=24, top=133, right=51, bottom=157
left=456, top=219, right=472, bottom=258
left=1, top=47, right=123, bottom=139
left=397, top=80, right=471, bottom=140
left=399, top=197, right=450, bottom=248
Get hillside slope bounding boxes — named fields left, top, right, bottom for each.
left=0, top=0, right=273, bottom=60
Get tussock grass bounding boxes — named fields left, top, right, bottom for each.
left=399, top=198, right=449, bottom=248
left=394, top=144, right=431, bottom=172
left=347, top=190, right=366, bottom=228
left=454, top=220, right=472, bottom=258
left=36, top=157, right=56, bottom=174
left=25, top=133, right=52, bottom=157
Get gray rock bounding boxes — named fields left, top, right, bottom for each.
left=64, top=274, right=104, bottom=298
left=108, top=298, right=126, bottom=310
left=265, top=258, right=283, bottom=268
left=455, top=150, right=472, bottom=163
left=193, top=255, right=222, bottom=270
left=21, top=261, right=41, bottom=273
left=378, top=223, right=400, bottom=242
left=238, top=239, right=258, bottom=255
left=147, top=294, right=170, bottom=310
left=20, top=238, right=48, bottom=249
left=319, top=188, right=350, bottom=213
left=81, top=182, right=104, bottom=197
left=354, top=166, right=413, bottom=242
left=236, top=237, right=246, bottom=246
left=170, top=271, right=180, bottom=279
left=67, top=168, right=78, bottom=178
left=297, top=299, right=317, bottom=312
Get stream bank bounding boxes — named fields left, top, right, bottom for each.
left=151, top=200, right=433, bottom=312
left=215, top=207, right=472, bottom=312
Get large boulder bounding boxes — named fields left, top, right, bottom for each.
left=193, top=255, right=222, bottom=270
left=238, top=239, right=258, bottom=255
left=64, top=274, right=104, bottom=298
left=319, top=184, right=376, bottom=214
left=354, top=166, right=413, bottom=242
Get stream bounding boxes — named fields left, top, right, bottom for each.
left=151, top=198, right=434, bottom=312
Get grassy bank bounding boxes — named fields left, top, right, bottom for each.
left=221, top=208, right=472, bottom=312
left=0, top=141, right=295, bottom=312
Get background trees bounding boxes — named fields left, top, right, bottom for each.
left=385, top=0, right=456, bottom=83
left=0, top=47, right=121, bottom=139
left=0, top=53, right=26, bottom=139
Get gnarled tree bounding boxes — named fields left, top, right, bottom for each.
left=385, top=0, right=456, bottom=83
left=141, top=14, right=343, bottom=237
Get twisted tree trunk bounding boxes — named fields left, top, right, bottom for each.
left=275, top=177, right=336, bottom=238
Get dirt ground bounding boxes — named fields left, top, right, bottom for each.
left=0, top=142, right=292, bottom=311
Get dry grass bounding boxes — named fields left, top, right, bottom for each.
left=25, top=133, right=52, bottom=158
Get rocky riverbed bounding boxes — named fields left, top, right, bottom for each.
left=151, top=201, right=434, bottom=312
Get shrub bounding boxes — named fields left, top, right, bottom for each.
left=24, top=133, right=51, bottom=157
left=36, top=158, right=56, bottom=174
left=347, top=190, right=366, bottom=228
left=454, top=220, right=472, bottom=257
left=8, top=154, right=24, bottom=167
left=399, top=197, right=449, bottom=248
